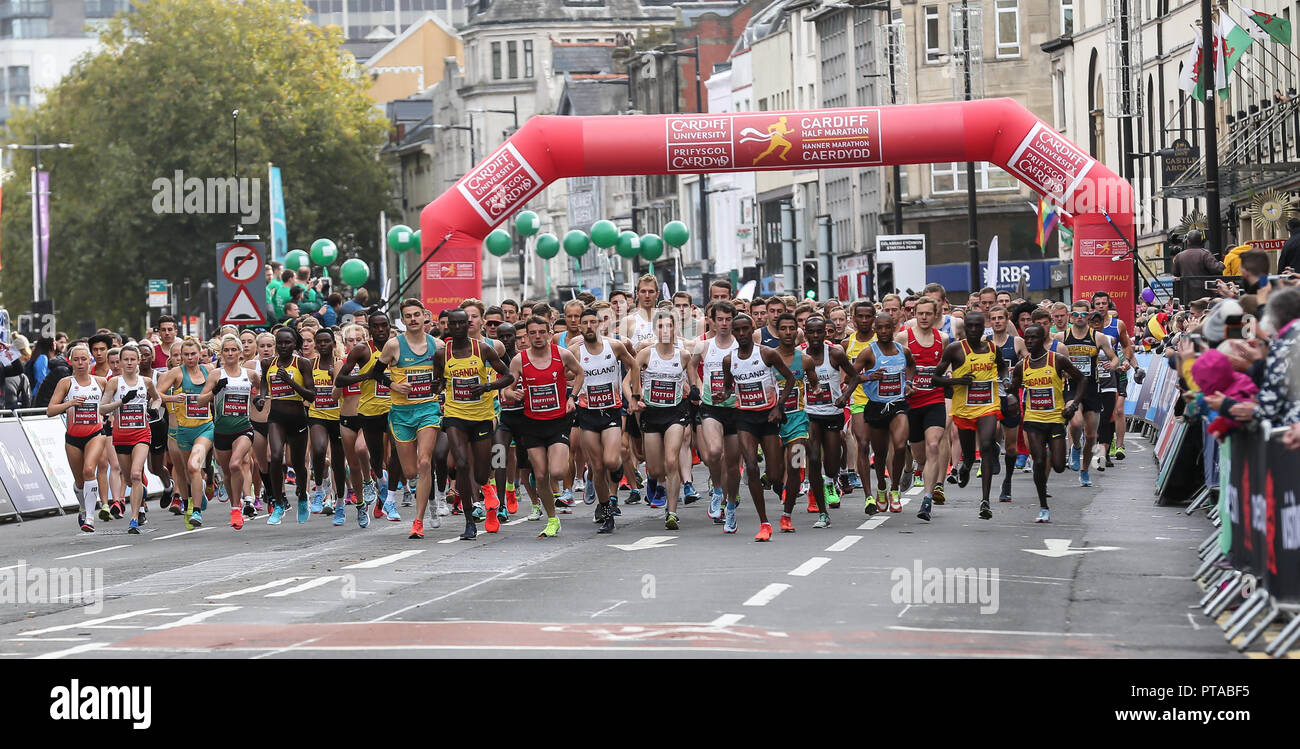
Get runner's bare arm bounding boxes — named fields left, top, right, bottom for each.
left=46, top=377, right=75, bottom=417
left=501, top=353, right=524, bottom=404
left=99, top=377, right=123, bottom=414
left=333, top=344, right=371, bottom=387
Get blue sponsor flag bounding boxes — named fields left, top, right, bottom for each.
left=269, top=164, right=287, bottom=263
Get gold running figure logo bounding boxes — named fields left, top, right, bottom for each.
left=740, top=116, right=795, bottom=165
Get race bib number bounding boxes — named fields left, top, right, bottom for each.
left=782, top=384, right=802, bottom=413
left=72, top=403, right=99, bottom=427
left=528, top=383, right=560, bottom=413
left=966, top=380, right=994, bottom=407
left=914, top=366, right=936, bottom=391
left=344, top=367, right=362, bottom=395
left=878, top=371, right=904, bottom=398
left=221, top=393, right=249, bottom=418
left=648, top=379, right=678, bottom=406
left=405, top=371, right=434, bottom=400
left=269, top=376, right=294, bottom=398
left=806, top=382, right=832, bottom=406
left=1070, top=355, right=1093, bottom=377
left=451, top=376, right=480, bottom=402
left=709, top=370, right=725, bottom=398
left=119, top=402, right=147, bottom=429
left=586, top=382, right=617, bottom=409
left=737, top=381, right=769, bottom=408
left=314, top=385, right=338, bottom=409
left=1027, top=387, right=1057, bottom=412
left=374, top=379, right=390, bottom=398
left=185, top=394, right=208, bottom=420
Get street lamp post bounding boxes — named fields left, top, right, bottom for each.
left=432, top=123, right=476, bottom=172
left=3, top=138, right=74, bottom=303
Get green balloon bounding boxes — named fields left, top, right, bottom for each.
left=386, top=225, right=414, bottom=253
left=563, top=229, right=590, bottom=258
left=590, top=220, right=619, bottom=249
left=310, top=238, right=338, bottom=266
left=615, top=231, right=641, bottom=258
left=663, top=221, right=690, bottom=248
left=411, top=230, right=421, bottom=253
left=536, top=233, right=560, bottom=259
left=515, top=210, right=540, bottom=237
left=485, top=229, right=512, bottom=257
left=284, top=249, right=310, bottom=272
left=340, top=258, right=370, bottom=287
left=639, top=233, right=664, bottom=261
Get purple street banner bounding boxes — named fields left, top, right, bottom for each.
left=38, top=171, right=49, bottom=292
left=0, top=417, right=61, bottom=514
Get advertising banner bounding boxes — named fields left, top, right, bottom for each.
left=20, top=415, right=80, bottom=510
left=0, top=418, right=62, bottom=514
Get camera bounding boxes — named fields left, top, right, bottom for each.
left=1225, top=314, right=1244, bottom=340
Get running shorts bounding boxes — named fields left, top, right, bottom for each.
left=387, top=402, right=441, bottom=443
left=736, top=408, right=780, bottom=438
left=907, top=402, right=947, bottom=443
left=442, top=416, right=495, bottom=442
left=517, top=415, right=572, bottom=450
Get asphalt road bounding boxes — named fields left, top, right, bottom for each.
left=0, top=432, right=1234, bottom=658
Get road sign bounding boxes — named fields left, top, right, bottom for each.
left=147, top=279, right=168, bottom=308
left=215, top=241, right=268, bottom=327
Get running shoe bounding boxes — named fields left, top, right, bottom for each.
left=1015, top=453, right=1028, bottom=471
left=648, top=487, right=667, bottom=509
left=460, top=522, right=478, bottom=540
left=527, top=503, right=545, bottom=521
left=596, top=507, right=615, bottom=534
left=268, top=503, right=285, bottom=525
left=975, top=463, right=982, bottom=479
left=1108, top=442, right=1119, bottom=457
left=825, top=482, right=840, bottom=509
left=138, top=508, right=148, bottom=526
left=483, top=482, right=499, bottom=512
left=409, top=519, right=424, bottom=539
left=496, top=501, right=508, bottom=523
left=184, top=498, right=195, bottom=530
left=779, top=515, right=795, bottom=533
left=384, top=497, right=402, bottom=522
left=230, top=508, right=244, bottom=530
left=286, top=467, right=297, bottom=485
left=110, top=500, right=124, bottom=519
left=78, top=513, right=94, bottom=533
left=505, top=488, right=518, bottom=514
left=357, top=501, right=370, bottom=528
left=485, top=503, right=500, bottom=533
left=978, top=500, right=992, bottom=520
left=434, top=495, right=449, bottom=516
left=864, top=496, right=878, bottom=515
left=310, top=490, right=324, bottom=514
left=683, top=482, right=700, bottom=504
left=1114, top=447, right=1126, bottom=461
left=538, top=517, right=560, bottom=538
left=724, top=501, right=739, bottom=534
left=1036, top=508, right=1050, bottom=523
left=470, top=501, right=486, bottom=521
left=1068, top=446, right=1081, bottom=471
left=362, top=480, right=378, bottom=506
left=754, top=522, right=773, bottom=542
left=190, top=509, right=203, bottom=528
left=243, top=499, right=256, bottom=518
left=1104, top=455, right=1114, bottom=468
left=932, top=484, right=946, bottom=505
left=401, top=488, right=413, bottom=508
left=449, top=491, right=462, bottom=514
left=128, top=518, right=140, bottom=535
left=333, top=504, right=346, bottom=526
left=254, top=497, right=265, bottom=513
left=322, top=497, right=335, bottom=516
left=888, top=490, right=902, bottom=513
left=665, top=512, right=679, bottom=531
left=999, top=485, right=1012, bottom=503
left=946, top=467, right=959, bottom=485
left=98, top=502, right=112, bottom=522
left=807, top=492, right=819, bottom=513
left=1021, top=457, right=1034, bottom=473
left=429, top=512, right=441, bottom=529
left=707, top=486, right=728, bottom=520
left=609, top=496, right=621, bottom=516
left=917, top=497, right=933, bottom=522
left=559, top=488, right=575, bottom=506
left=169, top=494, right=184, bottom=514
left=593, top=501, right=609, bottom=524
left=813, top=512, right=831, bottom=529
left=294, top=499, right=308, bottom=524
left=217, top=484, right=228, bottom=504
left=912, top=473, right=924, bottom=488
left=1080, top=469, right=1092, bottom=487
left=847, top=471, right=863, bottom=490
left=574, top=474, right=586, bottom=496
left=956, top=462, right=972, bottom=488
left=800, top=478, right=810, bottom=496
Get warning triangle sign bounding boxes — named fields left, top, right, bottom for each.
left=221, top=285, right=266, bottom=325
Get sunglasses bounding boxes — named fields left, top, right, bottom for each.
left=486, top=320, right=502, bottom=325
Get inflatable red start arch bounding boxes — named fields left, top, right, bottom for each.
left=418, top=97, right=1137, bottom=324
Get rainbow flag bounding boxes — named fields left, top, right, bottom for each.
left=1035, top=197, right=1060, bottom=255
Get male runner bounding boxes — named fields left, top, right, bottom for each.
left=897, top=297, right=949, bottom=522
left=987, top=304, right=1027, bottom=501
left=932, top=310, right=1006, bottom=520
left=632, top=311, right=693, bottom=530
left=843, top=301, right=876, bottom=495
left=845, top=313, right=910, bottom=514
left=688, top=301, right=742, bottom=526
left=803, top=315, right=854, bottom=519
left=1011, top=324, right=1086, bottom=523
left=771, top=313, right=822, bottom=532
left=1056, top=301, right=1119, bottom=487
left=1093, top=291, right=1134, bottom=462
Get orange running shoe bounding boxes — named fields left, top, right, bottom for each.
left=779, top=515, right=795, bottom=533
left=485, top=504, right=500, bottom=533
left=409, top=519, right=424, bottom=539
left=806, top=493, right=818, bottom=513
left=230, top=508, right=244, bottom=530
left=505, top=488, right=518, bottom=514
left=754, top=522, right=773, bottom=542
left=483, top=482, right=499, bottom=511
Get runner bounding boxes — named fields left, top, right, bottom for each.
left=771, top=313, right=823, bottom=532
left=844, top=301, right=877, bottom=499
left=1056, top=301, right=1119, bottom=487
left=373, top=300, right=445, bottom=538
left=196, top=334, right=257, bottom=530
left=137, top=341, right=174, bottom=513
left=803, top=315, right=855, bottom=524
left=50, top=344, right=111, bottom=532
left=569, top=306, right=640, bottom=531
left=306, top=327, right=347, bottom=517
left=99, top=347, right=160, bottom=533
left=335, top=310, right=393, bottom=522
left=156, top=338, right=217, bottom=530
left=720, top=314, right=798, bottom=541
left=491, top=321, right=524, bottom=520
left=987, top=305, right=1028, bottom=501
left=633, top=310, right=692, bottom=530
left=932, top=310, right=1006, bottom=520
left=247, top=332, right=275, bottom=517
left=503, top=315, right=583, bottom=538
left=257, top=327, right=316, bottom=525
left=335, top=323, right=372, bottom=527
left=688, top=301, right=741, bottom=526
left=846, top=313, right=911, bottom=514
left=430, top=308, right=514, bottom=540
left=1090, top=311, right=1120, bottom=474
left=1011, top=324, right=1086, bottom=523
left=1093, top=292, right=1134, bottom=463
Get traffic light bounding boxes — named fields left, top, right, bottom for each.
left=802, top=260, right=818, bottom=300
left=875, top=261, right=895, bottom=301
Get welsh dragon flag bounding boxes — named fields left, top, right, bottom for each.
left=1248, top=8, right=1292, bottom=45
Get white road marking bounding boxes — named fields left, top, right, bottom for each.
left=250, top=636, right=323, bottom=660
left=264, top=576, right=342, bottom=598
left=7, top=637, right=85, bottom=642
left=152, top=527, right=209, bottom=541
left=858, top=516, right=889, bottom=530
left=343, top=550, right=425, bottom=569
left=888, top=625, right=1102, bottom=637
left=1187, top=613, right=1202, bottom=631
left=504, top=518, right=531, bottom=526
left=788, top=557, right=831, bottom=577
left=438, top=538, right=459, bottom=544
left=742, top=583, right=791, bottom=607
left=608, top=536, right=677, bottom=551
left=710, top=613, right=745, bottom=627
left=19, top=608, right=168, bottom=637
left=1022, top=538, right=1123, bottom=558
left=149, top=606, right=241, bottom=630
left=826, top=535, right=862, bottom=552
left=906, top=486, right=923, bottom=496
left=0, top=563, right=26, bottom=572
left=370, top=567, right=522, bottom=622
left=590, top=600, right=627, bottom=618
left=207, top=577, right=305, bottom=600
left=898, top=604, right=913, bottom=618
left=32, top=642, right=108, bottom=659
left=56, top=544, right=131, bottom=560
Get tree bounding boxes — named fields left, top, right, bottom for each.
left=0, top=0, right=393, bottom=332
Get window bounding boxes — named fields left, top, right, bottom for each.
left=491, top=41, right=502, bottom=80
left=930, top=162, right=1018, bottom=193
left=523, top=40, right=534, bottom=77
left=1060, top=0, right=1074, bottom=36
left=507, top=40, right=518, bottom=78
left=995, top=0, right=1020, bottom=58
left=758, top=97, right=768, bottom=111
left=8, top=66, right=30, bottom=94
left=1, top=17, right=48, bottom=38
left=924, top=5, right=942, bottom=62
left=1054, top=68, right=1067, bottom=131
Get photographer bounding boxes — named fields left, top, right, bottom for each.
left=1171, top=230, right=1225, bottom=278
